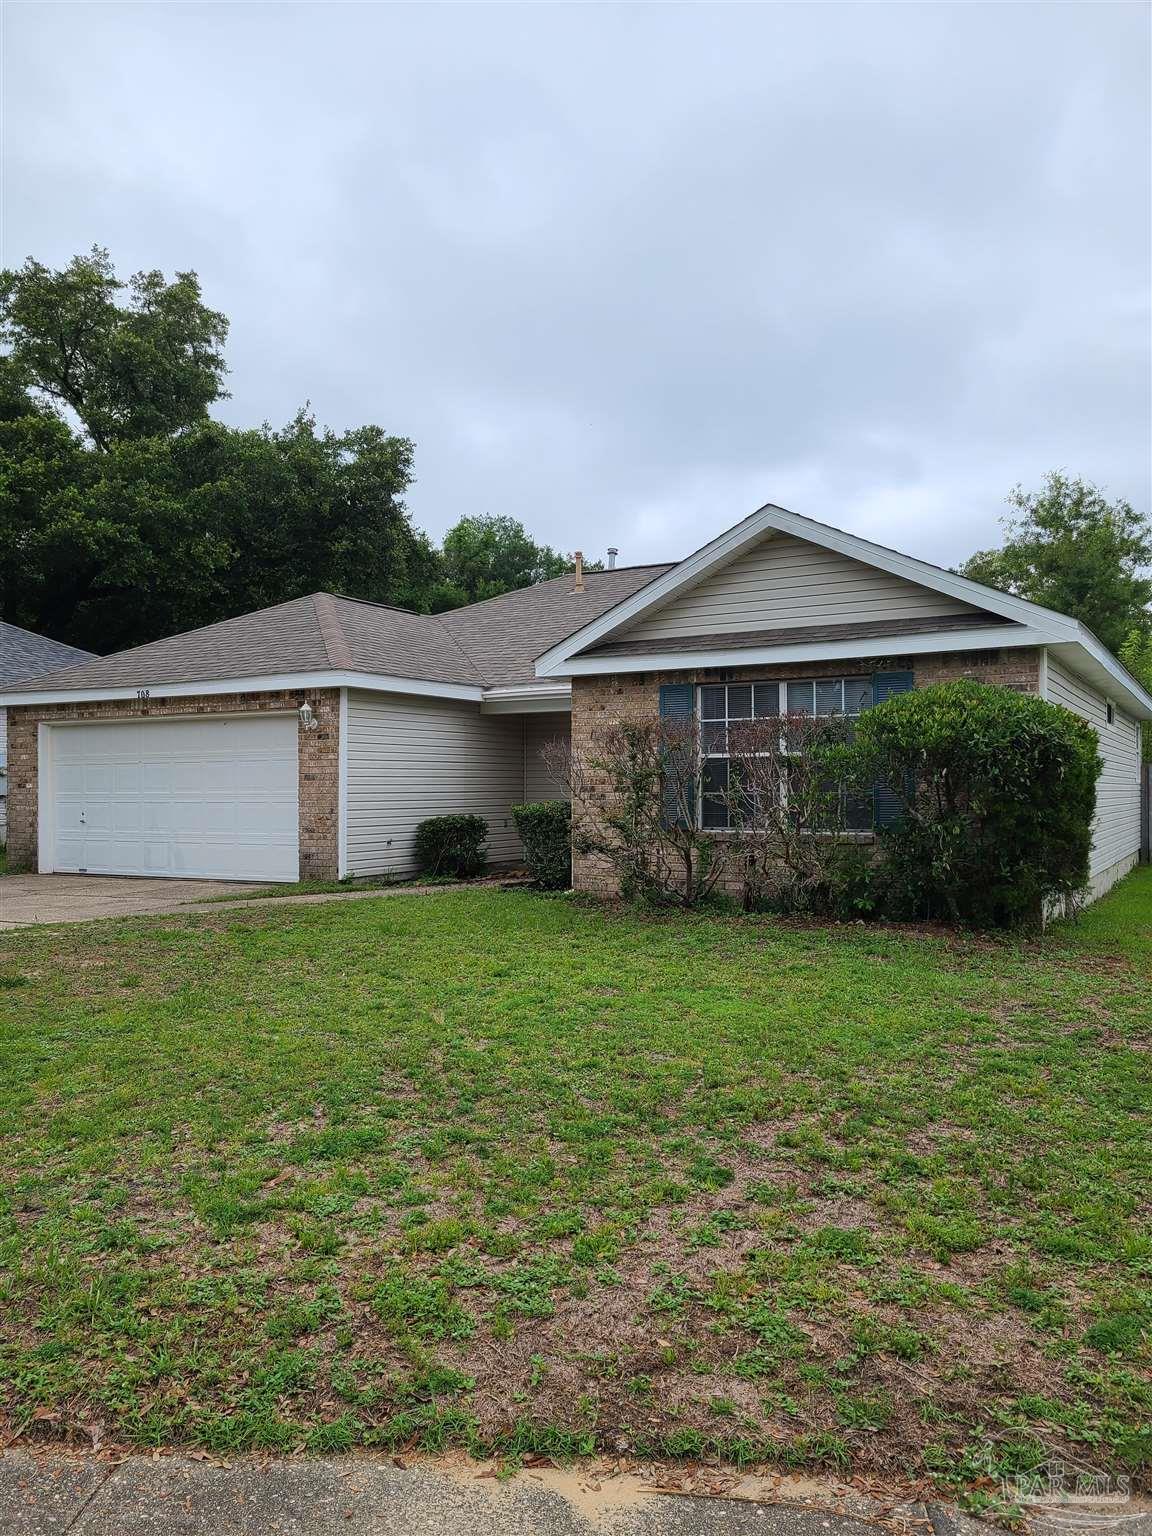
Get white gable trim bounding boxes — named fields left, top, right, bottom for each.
left=533, top=503, right=1080, bottom=677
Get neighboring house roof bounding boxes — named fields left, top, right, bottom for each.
left=0, top=622, right=96, bottom=686
left=1, top=566, right=672, bottom=700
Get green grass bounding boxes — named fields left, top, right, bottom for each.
left=1, top=872, right=1149, bottom=1498
left=199, top=872, right=501, bottom=902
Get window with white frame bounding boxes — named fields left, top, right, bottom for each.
left=699, top=677, right=874, bottom=831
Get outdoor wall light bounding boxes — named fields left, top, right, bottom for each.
left=298, top=700, right=318, bottom=731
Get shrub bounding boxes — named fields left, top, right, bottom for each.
left=546, top=718, right=722, bottom=907
left=413, top=814, right=488, bottom=878
left=848, top=680, right=1099, bottom=927
left=721, top=713, right=875, bottom=916
left=511, top=801, right=571, bottom=889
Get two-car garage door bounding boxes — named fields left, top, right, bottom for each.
left=46, top=716, right=299, bottom=881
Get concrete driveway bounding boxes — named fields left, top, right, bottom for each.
left=0, top=873, right=270, bottom=929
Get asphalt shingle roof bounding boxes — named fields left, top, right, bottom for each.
left=2, top=567, right=674, bottom=696
left=0, top=622, right=97, bottom=686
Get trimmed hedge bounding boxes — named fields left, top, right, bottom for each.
left=848, top=679, right=1100, bottom=927
left=413, top=814, right=488, bottom=878
left=511, top=801, right=571, bottom=889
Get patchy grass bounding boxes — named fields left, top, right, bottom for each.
left=0, top=872, right=1149, bottom=1500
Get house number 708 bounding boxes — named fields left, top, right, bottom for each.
left=136, top=689, right=150, bottom=702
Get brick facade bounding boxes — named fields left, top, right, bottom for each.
left=4, top=688, right=340, bottom=880
left=570, top=647, right=1041, bottom=895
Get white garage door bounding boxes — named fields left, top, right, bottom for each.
left=48, top=715, right=299, bottom=881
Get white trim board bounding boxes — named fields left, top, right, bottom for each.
left=0, top=670, right=486, bottom=709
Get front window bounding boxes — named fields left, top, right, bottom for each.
left=699, top=677, right=873, bottom=832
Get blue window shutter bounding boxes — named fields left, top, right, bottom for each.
left=871, top=671, right=914, bottom=827
left=659, top=684, right=696, bottom=828
left=872, top=670, right=914, bottom=706
left=659, top=684, right=695, bottom=719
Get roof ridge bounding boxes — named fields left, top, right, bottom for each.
left=427, top=612, right=492, bottom=686
left=312, top=593, right=355, bottom=669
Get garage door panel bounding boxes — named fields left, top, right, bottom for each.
left=84, top=764, right=116, bottom=795
left=113, top=762, right=144, bottom=795
left=48, top=715, right=299, bottom=881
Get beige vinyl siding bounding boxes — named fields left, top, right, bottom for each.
left=346, top=690, right=527, bottom=876
left=620, top=533, right=986, bottom=643
left=1047, top=657, right=1142, bottom=882
left=523, top=714, right=570, bottom=802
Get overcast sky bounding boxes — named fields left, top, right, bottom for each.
left=5, top=2, right=1150, bottom=570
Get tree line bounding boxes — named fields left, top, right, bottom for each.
left=0, top=249, right=579, bottom=653
left=1, top=250, right=1148, bottom=705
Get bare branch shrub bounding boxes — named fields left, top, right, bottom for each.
left=543, top=718, right=722, bottom=906
left=717, top=714, right=870, bottom=913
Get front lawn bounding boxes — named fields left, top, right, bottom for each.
left=1, top=876, right=1149, bottom=1507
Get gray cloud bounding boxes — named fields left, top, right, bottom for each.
left=5, top=2, right=1149, bottom=571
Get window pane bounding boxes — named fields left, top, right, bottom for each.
left=701, top=759, right=730, bottom=829
left=844, top=676, right=872, bottom=715
left=787, top=680, right=814, bottom=715
left=815, top=679, right=843, bottom=716
left=727, top=684, right=753, bottom=719
left=844, top=791, right=873, bottom=832
left=700, top=721, right=727, bottom=756
left=699, top=685, right=726, bottom=720
left=753, top=683, right=779, bottom=717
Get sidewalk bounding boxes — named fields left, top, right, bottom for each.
left=0, top=1449, right=989, bottom=1536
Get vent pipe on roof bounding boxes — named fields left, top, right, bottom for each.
left=607, top=547, right=618, bottom=569
left=573, top=551, right=585, bottom=593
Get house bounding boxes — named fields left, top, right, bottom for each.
left=1, top=504, right=1148, bottom=899
left=0, top=622, right=97, bottom=844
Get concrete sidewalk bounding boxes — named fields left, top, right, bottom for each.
left=0, top=1450, right=991, bottom=1536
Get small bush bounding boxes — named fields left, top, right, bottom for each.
left=413, top=814, right=488, bottom=878
left=848, top=680, right=1100, bottom=928
left=511, top=801, right=571, bottom=889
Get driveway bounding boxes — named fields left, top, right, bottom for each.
left=0, top=873, right=270, bottom=929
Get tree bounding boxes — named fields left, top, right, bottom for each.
left=958, top=472, right=1152, bottom=655
left=434, top=514, right=570, bottom=609
left=1119, top=629, right=1152, bottom=763
left=0, top=250, right=433, bottom=650
left=0, top=247, right=229, bottom=449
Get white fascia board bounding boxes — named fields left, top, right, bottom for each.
left=0, top=671, right=486, bottom=708
left=480, top=684, right=572, bottom=715
left=556, top=625, right=1058, bottom=676
left=534, top=501, right=1081, bottom=677
left=1048, top=638, right=1152, bottom=720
